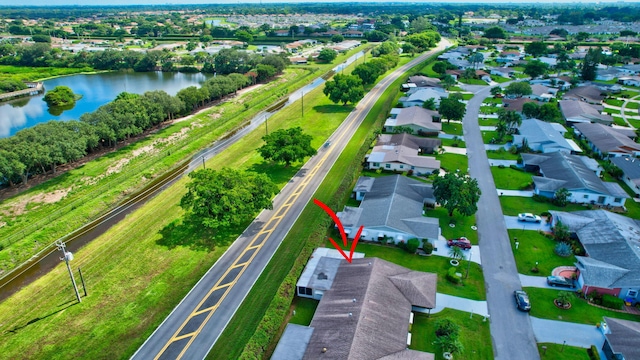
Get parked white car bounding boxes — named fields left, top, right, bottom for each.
left=518, top=213, right=541, bottom=223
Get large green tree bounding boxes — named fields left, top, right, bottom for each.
left=43, top=86, right=77, bottom=107
left=483, top=26, right=507, bottom=39
left=439, top=97, right=466, bottom=123
left=317, top=48, right=337, bottom=63
left=581, top=47, right=601, bottom=81
left=525, top=41, right=547, bottom=57
left=180, top=168, right=278, bottom=230
left=433, top=171, right=481, bottom=217
left=505, top=82, right=532, bottom=98
left=258, top=127, right=317, bottom=166
left=524, top=60, right=549, bottom=79
left=323, top=74, right=364, bottom=105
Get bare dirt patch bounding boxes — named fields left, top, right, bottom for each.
left=2, top=188, right=70, bottom=217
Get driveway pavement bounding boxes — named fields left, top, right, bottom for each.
left=432, top=293, right=489, bottom=317
left=433, top=238, right=481, bottom=264
left=439, top=133, right=465, bottom=141
left=504, top=216, right=552, bottom=231
left=442, top=146, right=467, bottom=155
left=489, top=159, right=518, bottom=167
left=497, top=189, right=533, bottom=197
left=531, top=317, right=605, bottom=355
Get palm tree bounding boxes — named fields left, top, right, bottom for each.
left=449, top=245, right=464, bottom=261
left=556, top=291, right=572, bottom=308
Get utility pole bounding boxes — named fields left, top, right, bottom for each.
left=202, top=156, right=206, bottom=169
left=56, top=240, right=81, bottom=303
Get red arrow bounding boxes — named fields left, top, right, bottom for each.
left=313, top=198, right=362, bottom=263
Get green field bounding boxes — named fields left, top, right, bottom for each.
left=0, top=65, right=97, bottom=81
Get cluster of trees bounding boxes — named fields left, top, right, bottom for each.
left=495, top=110, right=522, bottom=141
left=433, top=171, right=481, bottom=218
left=0, top=78, right=27, bottom=94
left=404, top=31, right=441, bottom=51
left=0, top=73, right=254, bottom=187
left=522, top=102, right=563, bottom=122
left=43, top=86, right=77, bottom=107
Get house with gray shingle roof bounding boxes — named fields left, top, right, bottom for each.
left=513, top=119, right=575, bottom=154
left=611, top=157, right=640, bottom=197
left=337, top=175, right=440, bottom=243
left=574, top=122, right=640, bottom=158
left=522, top=152, right=628, bottom=206
left=274, top=256, right=436, bottom=360
left=563, top=85, right=607, bottom=104
left=399, top=88, right=448, bottom=108
left=559, top=99, right=613, bottom=125
left=366, top=133, right=441, bottom=175
left=385, top=106, right=442, bottom=134
left=548, top=210, right=640, bottom=305
left=601, top=317, right=640, bottom=360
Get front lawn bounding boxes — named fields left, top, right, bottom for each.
left=479, top=117, right=500, bottom=126
left=625, top=101, right=639, bottom=109
left=482, top=97, right=503, bottom=104
left=410, top=308, right=493, bottom=360
left=347, top=242, right=486, bottom=300
left=458, top=78, right=488, bottom=85
left=537, top=343, right=590, bottom=360
left=436, top=152, right=468, bottom=173
left=525, top=287, right=640, bottom=325
left=612, top=116, right=628, bottom=127
left=604, top=99, right=624, bottom=107
left=490, top=75, right=511, bottom=83
left=509, top=229, right=575, bottom=276
left=480, top=105, right=499, bottom=114
left=499, top=196, right=587, bottom=216
left=442, top=122, right=463, bottom=135
left=440, top=138, right=466, bottom=148
left=430, top=206, right=478, bottom=244
left=491, top=166, right=533, bottom=190
left=481, top=130, right=512, bottom=145
left=486, top=148, right=519, bottom=160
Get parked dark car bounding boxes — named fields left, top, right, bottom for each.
left=547, top=276, right=574, bottom=288
left=514, top=290, right=531, bottom=311
left=447, top=237, right=472, bottom=250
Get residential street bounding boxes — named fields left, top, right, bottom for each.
left=462, top=85, right=541, bottom=359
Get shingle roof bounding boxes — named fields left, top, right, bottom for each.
left=604, top=317, right=640, bottom=360
left=347, top=175, right=439, bottom=240
left=563, top=85, right=606, bottom=103
left=377, top=133, right=442, bottom=152
left=574, top=122, right=640, bottom=155
left=304, top=258, right=437, bottom=360
left=559, top=100, right=613, bottom=124
left=393, top=107, right=442, bottom=130
left=368, top=134, right=441, bottom=171
left=523, top=152, right=626, bottom=197
left=551, top=210, right=640, bottom=288
left=515, top=118, right=573, bottom=151
left=407, top=75, right=441, bottom=88
left=403, top=88, right=448, bottom=104
left=612, top=157, right=640, bottom=185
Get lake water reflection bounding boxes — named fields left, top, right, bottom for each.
left=0, top=71, right=211, bottom=138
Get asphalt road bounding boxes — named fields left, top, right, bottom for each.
left=463, top=86, right=541, bottom=360
left=131, top=40, right=451, bottom=360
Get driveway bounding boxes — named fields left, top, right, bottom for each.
left=433, top=238, right=481, bottom=264
left=531, top=317, right=605, bottom=354
left=504, top=216, right=552, bottom=231
left=442, top=146, right=467, bottom=155
left=464, top=85, right=541, bottom=359
left=431, top=293, right=489, bottom=317
left=489, top=159, right=518, bottom=167
left=518, top=274, right=578, bottom=290
left=497, top=189, right=533, bottom=197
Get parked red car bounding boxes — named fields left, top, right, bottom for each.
left=447, top=237, right=472, bottom=250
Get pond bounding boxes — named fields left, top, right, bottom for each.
left=0, top=71, right=212, bottom=138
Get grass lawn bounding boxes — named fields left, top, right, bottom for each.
left=486, top=148, right=519, bottom=160
left=460, top=93, right=474, bottom=100
left=479, top=117, right=499, bottom=126
left=430, top=207, right=478, bottom=244
left=491, top=167, right=533, bottom=190
left=419, top=61, right=440, bottom=78
left=603, top=107, right=621, bottom=115
left=624, top=110, right=638, bottom=116
left=509, top=229, right=575, bottom=276
left=490, top=75, right=511, bottom=83
left=481, top=130, right=511, bottom=145
left=604, top=98, right=624, bottom=107
left=0, top=65, right=96, bottom=82
left=448, top=86, right=464, bottom=92
left=458, top=78, right=487, bottom=85
left=288, top=297, right=319, bottom=326
left=342, top=242, right=486, bottom=300
left=436, top=153, right=468, bottom=173
left=480, top=105, right=499, bottom=114
left=483, top=97, right=503, bottom=104
left=625, top=101, right=639, bottom=109
left=525, top=287, right=640, bottom=325
left=613, top=116, right=628, bottom=126
left=499, top=196, right=587, bottom=216
left=628, top=118, right=640, bottom=129
left=514, top=73, right=529, bottom=79
left=439, top=138, right=466, bottom=148
left=538, top=343, right=590, bottom=360
left=442, top=122, right=463, bottom=136
left=410, top=309, right=493, bottom=360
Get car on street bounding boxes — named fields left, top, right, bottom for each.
left=447, top=237, right=472, bottom=250
left=514, top=290, right=531, bottom=311
left=546, top=276, right=574, bottom=288
left=518, top=213, right=542, bottom=223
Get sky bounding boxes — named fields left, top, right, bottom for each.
left=0, top=0, right=636, bottom=5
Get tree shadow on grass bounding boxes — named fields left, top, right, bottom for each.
left=156, top=215, right=248, bottom=251
left=6, top=300, right=78, bottom=334
left=249, top=161, right=302, bottom=186
left=313, top=104, right=354, bottom=114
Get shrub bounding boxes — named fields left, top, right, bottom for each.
left=601, top=294, right=624, bottom=310
left=588, top=345, right=601, bottom=360
left=423, top=241, right=434, bottom=254
left=406, top=238, right=420, bottom=253
left=434, top=334, right=465, bottom=355
left=554, top=242, right=573, bottom=257
left=435, top=319, right=460, bottom=338
left=447, top=267, right=462, bottom=284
